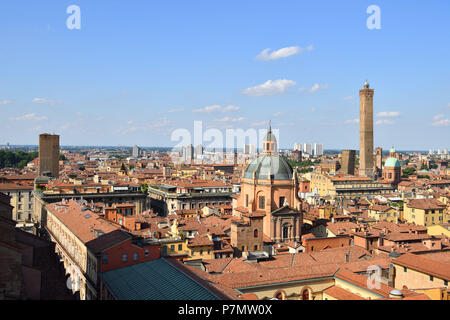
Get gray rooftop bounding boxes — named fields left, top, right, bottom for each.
left=100, top=258, right=221, bottom=300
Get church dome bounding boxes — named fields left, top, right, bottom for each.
left=385, top=157, right=400, bottom=168
left=243, top=155, right=293, bottom=180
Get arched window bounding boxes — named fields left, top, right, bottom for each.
left=273, top=290, right=285, bottom=300
left=302, top=288, right=310, bottom=300
left=254, top=229, right=258, bottom=238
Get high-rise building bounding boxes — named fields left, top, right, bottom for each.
left=359, top=81, right=374, bottom=178
left=293, top=143, right=302, bottom=151
left=303, top=143, right=312, bottom=155
left=244, top=144, right=256, bottom=155
left=38, top=133, right=60, bottom=178
left=185, top=144, right=194, bottom=163
left=195, top=144, right=203, bottom=158
left=132, top=145, right=140, bottom=158
left=340, top=150, right=356, bottom=175
left=314, top=143, right=324, bottom=157
left=291, top=150, right=302, bottom=162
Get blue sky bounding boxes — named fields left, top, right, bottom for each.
left=0, top=0, right=449, bottom=150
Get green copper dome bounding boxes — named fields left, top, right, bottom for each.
left=384, top=157, right=400, bottom=168
left=244, top=155, right=293, bottom=180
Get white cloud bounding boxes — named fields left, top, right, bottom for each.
left=299, top=83, right=328, bottom=93
left=342, top=96, right=353, bottom=101
left=193, top=104, right=240, bottom=113
left=377, top=111, right=400, bottom=118
left=433, top=114, right=445, bottom=121
left=193, top=105, right=221, bottom=113
left=432, top=118, right=450, bottom=127
left=273, top=112, right=282, bottom=117
left=242, top=79, right=296, bottom=96
left=345, top=119, right=359, bottom=124
left=256, top=45, right=313, bottom=61
left=311, top=107, right=317, bottom=112
left=0, top=100, right=12, bottom=105
left=375, top=119, right=395, bottom=125
left=32, top=97, right=62, bottom=106
left=251, top=120, right=269, bottom=127
left=214, top=117, right=246, bottom=123
left=167, top=108, right=184, bottom=113
left=222, top=105, right=240, bottom=112
left=9, top=113, right=48, bottom=121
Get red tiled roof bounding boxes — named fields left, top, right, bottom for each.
left=393, top=252, right=450, bottom=280
left=323, top=285, right=366, bottom=300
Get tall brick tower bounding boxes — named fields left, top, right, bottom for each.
left=359, top=81, right=374, bottom=178
left=38, top=133, right=60, bottom=178
left=340, top=150, right=356, bottom=175
left=375, top=147, right=383, bottom=177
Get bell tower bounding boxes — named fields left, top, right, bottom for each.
left=359, top=81, right=374, bottom=178
left=262, top=122, right=277, bottom=155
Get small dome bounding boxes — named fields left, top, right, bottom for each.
left=364, top=80, right=370, bottom=89
left=264, top=128, right=277, bottom=144
left=384, top=157, right=400, bottom=168
left=244, top=155, right=293, bottom=180
left=390, top=289, right=403, bottom=297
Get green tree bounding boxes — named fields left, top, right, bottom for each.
left=140, top=183, right=149, bottom=194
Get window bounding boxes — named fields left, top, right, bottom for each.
left=404, top=267, right=407, bottom=272
left=254, top=229, right=258, bottom=238
left=102, top=254, right=108, bottom=264
left=178, top=244, right=182, bottom=251
left=122, top=253, right=127, bottom=262
left=444, top=280, right=448, bottom=286
left=245, top=195, right=249, bottom=207
left=133, top=253, right=138, bottom=261
left=145, top=249, right=149, bottom=257
left=199, top=250, right=203, bottom=255
left=259, top=196, right=265, bottom=209
left=171, top=245, right=175, bottom=252
left=254, top=245, right=258, bottom=251
left=430, top=275, right=434, bottom=281
left=279, top=197, right=285, bottom=207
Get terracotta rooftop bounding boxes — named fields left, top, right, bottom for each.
left=393, top=252, right=450, bottom=280
left=46, top=200, right=120, bottom=244
left=406, top=198, right=446, bottom=210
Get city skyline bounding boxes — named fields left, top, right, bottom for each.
left=1, top=1, right=449, bottom=150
